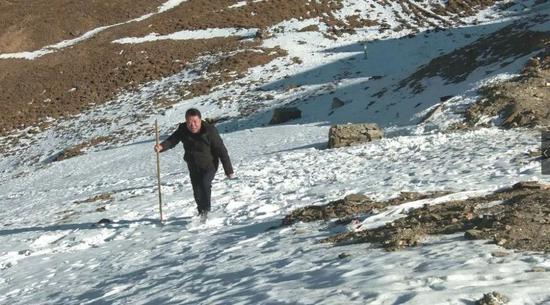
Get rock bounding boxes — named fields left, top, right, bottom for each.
left=338, top=252, right=352, bottom=259
left=328, top=123, right=383, bottom=148
left=344, top=194, right=371, bottom=203
left=491, top=251, right=509, bottom=257
left=464, top=229, right=483, bottom=240
left=527, top=267, right=546, bottom=273
left=283, top=83, right=298, bottom=91
left=269, top=107, right=302, bottom=125
left=331, top=97, right=345, bottom=109
left=255, top=28, right=269, bottom=40
left=18, top=249, right=32, bottom=256
left=512, top=181, right=549, bottom=190
left=440, top=95, right=454, bottom=102
left=419, top=104, right=444, bottom=124
left=96, top=218, right=112, bottom=226
left=475, top=291, right=509, bottom=305
left=495, top=236, right=508, bottom=246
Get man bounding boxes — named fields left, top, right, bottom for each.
left=154, top=108, right=234, bottom=221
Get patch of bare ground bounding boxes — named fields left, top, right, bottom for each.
left=432, top=0, right=498, bottom=18
left=376, top=0, right=498, bottom=32
left=74, top=193, right=113, bottom=204
left=51, top=136, right=114, bottom=162
left=0, top=37, right=245, bottom=136
left=130, top=0, right=343, bottom=36
left=397, top=18, right=549, bottom=94
left=298, top=25, right=320, bottom=32
left=281, top=191, right=451, bottom=226
left=177, top=47, right=288, bottom=101
left=0, top=0, right=164, bottom=53
left=322, top=181, right=550, bottom=252
left=466, top=50, right=550, bottom=128
left=0, top=0, right=347, bottom=138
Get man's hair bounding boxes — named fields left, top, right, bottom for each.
left=185, top=108, right=202, bottom=118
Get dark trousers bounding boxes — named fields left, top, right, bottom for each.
left=188, top=165, right=217, bottom=213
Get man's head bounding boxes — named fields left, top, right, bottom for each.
left=185, top=108, right=202, bottom=134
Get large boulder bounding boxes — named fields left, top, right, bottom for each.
left=269, top=107, right=301, bottom=125
left=328, top=123, right=383, bottom=148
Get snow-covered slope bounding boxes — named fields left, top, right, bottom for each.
left=1, top=1, right=549, bottom=304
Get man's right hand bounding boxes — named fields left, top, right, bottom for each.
left=154, top=144, right=163, bottom=153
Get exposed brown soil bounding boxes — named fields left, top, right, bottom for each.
left=281, top=191, right=451, bottom=226
left=0, top=0, right=164, bottom=53
left=397, top=19, right=549, bottom=94
left=298, top=25, right=320, bottom=32
left=0, top=0, right=535, bottom=142
left=466, top=50, right=550, bottom=128
left=322, top=181, right=550, bottom=252
left=134, top=0, right=343, bottom=36
left=178, top=47, right=288, bottom=101
left=433, top=0, right=498, bottom=18
left=52, top=136, right=114, bottom=162
left=0, top=0, right=347, bottom=138
left=74, top=193, right=113, bottom=204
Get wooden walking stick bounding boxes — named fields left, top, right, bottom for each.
left=155, top=119, right=164, bottom=223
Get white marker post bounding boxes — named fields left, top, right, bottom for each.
left=155, top=119, right=164, bottom=223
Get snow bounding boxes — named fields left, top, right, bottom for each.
left=1, top=121, right=548, bottom=304
left=113, top=28, right=259, bottom=44
left=1, top=1, right=550, bottom=304
left=228, top=0, right=265, bottom=9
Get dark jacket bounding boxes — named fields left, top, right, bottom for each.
left=160, top=121, right=233, bottom=175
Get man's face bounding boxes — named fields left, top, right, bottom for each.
left=186, top=115, right=202, bottom=134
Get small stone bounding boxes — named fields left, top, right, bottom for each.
left=440, top=95, right=454, bottom=102
left=96, top=218, right=112, bottom=226
left=344, top=194, right=371, bottom=203
left=528, top=267, right=546, bottom=273
left=464, top=229, right=483, bottom=240
left=331, top=97, right=345, bottom=109
left=512, top=181, right=545, bottom=190
left=18, top=249, right=32, bottom=256
left=475, top=291, right=509, bottom=305
left=491, top=251, right=509, bottom=258
left=338, top=252, right=352, bottom=259
left=496, top=238, right=507, bottom=246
